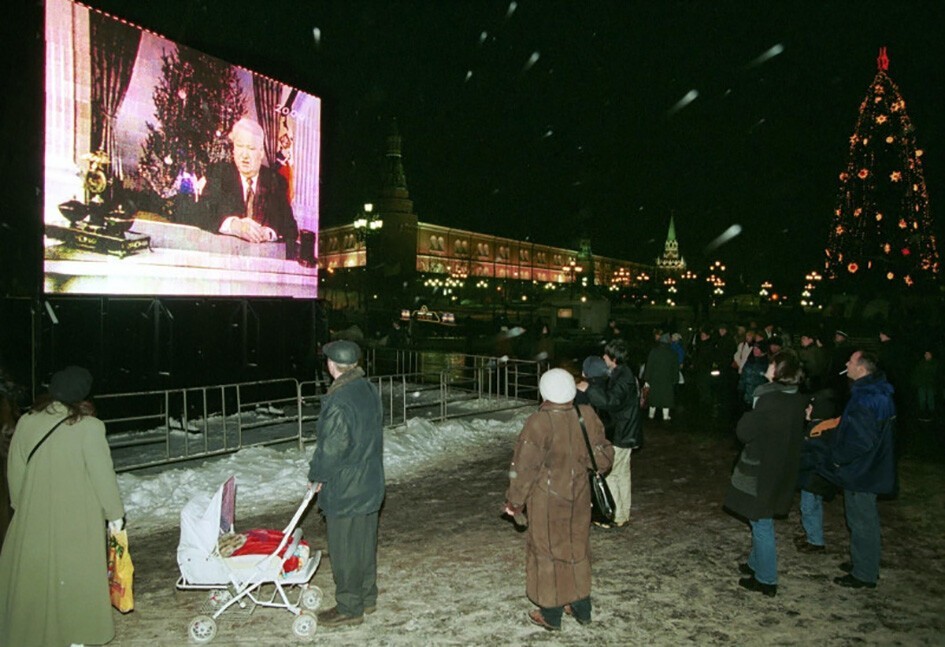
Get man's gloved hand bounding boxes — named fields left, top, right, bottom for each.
left=108, top=518, right=125, bottom=534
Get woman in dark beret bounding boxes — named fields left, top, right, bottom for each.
left=0, top=366, right=126, bottom=646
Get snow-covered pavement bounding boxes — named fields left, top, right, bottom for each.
left=117, top=409, right=531, bottom=536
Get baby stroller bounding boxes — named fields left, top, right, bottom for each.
left=176, top=476, right=323, bottom=643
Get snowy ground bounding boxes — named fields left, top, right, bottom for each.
left=117, top=407, right=531, bottom=536
left=114, top=407, right=945, bottom=645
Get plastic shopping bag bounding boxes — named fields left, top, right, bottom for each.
left=107, top=529, right=135, bottom=613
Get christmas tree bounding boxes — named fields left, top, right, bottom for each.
left=824, top=47, right=939, bottom=289
left=136, top=46, right=246, bottom=208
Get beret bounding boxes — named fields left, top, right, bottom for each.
left=49, top=365, right=93, bottom=404
left=539, top=368, right=576, bottom=404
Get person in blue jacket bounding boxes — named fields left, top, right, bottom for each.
left=818, top=349, right=896, bottom=589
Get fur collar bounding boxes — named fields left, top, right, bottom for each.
left=327, top=366, right=366, bottom=394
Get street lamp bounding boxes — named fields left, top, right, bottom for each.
left=353, top=203, right=383, bottom=235
left=562, top=259, right=583, bottom=300
left=352, top=203, right=383, bottom=310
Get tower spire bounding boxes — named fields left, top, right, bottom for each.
left=656, top=213, right=686, bottom=273
left=375, top=119, right=414, bottom=216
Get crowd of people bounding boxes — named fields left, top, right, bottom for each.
left=502, top=316, right=910, bottom=629
left=0, top=313, right=929, bottom=639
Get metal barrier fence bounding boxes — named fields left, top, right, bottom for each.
left=97, top=378, right=304, bottom=472
left=97, top=353, right=544, bottom=472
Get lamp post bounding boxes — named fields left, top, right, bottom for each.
left=563, top=259, right=583, bottom=300
left=352, top=203, right=383, bottom=310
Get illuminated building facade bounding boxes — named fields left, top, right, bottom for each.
left=317, top=123, right=654, bottom=296
left=318, top=220, right=653, bottom=292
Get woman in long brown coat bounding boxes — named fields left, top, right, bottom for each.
left=504, top=368, right=614, bottom=631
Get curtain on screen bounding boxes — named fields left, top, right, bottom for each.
left=89, top=11, right=141, bottom=179
left=252, top=75, right=282, bottom=168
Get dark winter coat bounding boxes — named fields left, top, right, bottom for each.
left=724, top=385, right=808, bottom=520
left=818, top=372, right=896, bottom=494
left=192, top=162, right=299, bottom=259
left=644, top=343, right=679, bottom=408
left=506, top=402, right=613, bottom=608
left=584, top=364, right=643, bottom=449
left=738, top=353, right=769, bottom=407
left=796, top=417, right=840, bottom=492
left=575, top=375, right=611, bottom=431
left=308, top=367, right=385, bottom=516
left=910, top=357, right=938, bottom=389
left=798, top=344, right=828, bottom=387
left=713, top=333, right=738, bottom=372
left=877, top=340, right=908, bottom=390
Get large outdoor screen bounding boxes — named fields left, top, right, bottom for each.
left=43, top=0, right=320, bottom=297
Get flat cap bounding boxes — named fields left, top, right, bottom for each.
left=323, top=340, right=362, bottom=364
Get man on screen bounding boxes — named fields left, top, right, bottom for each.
left=197, top=117, right=299, bottom=259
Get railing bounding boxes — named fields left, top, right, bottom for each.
left=97, top=378, right=304, bottom=472
left=97, top=353, right=544, bottom=472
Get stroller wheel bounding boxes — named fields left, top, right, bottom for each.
left=188, top=615, right=217, bottom=643
left=300, top=586, right=323, bottom=611
left=292, top=611, right=317, bottom=640
left=207, top=589, right=232, bottom=609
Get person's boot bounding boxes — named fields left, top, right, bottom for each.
left=738, top=576, right=777, bottom=597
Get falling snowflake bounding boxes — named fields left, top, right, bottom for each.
left=522, top=51, right=540, bottom=72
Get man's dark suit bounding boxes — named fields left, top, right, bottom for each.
left=196, top=162, right=299, bottom=259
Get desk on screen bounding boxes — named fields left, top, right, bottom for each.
left=44, top=217, right=318, bottom=297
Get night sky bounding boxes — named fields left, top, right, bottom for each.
left=68, top=1, right=945, bottom=286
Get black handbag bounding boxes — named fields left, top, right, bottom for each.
left=574, top=404, right=615, bottom=523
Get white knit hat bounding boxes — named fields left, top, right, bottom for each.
left=539, top=368, right=576, bottom=404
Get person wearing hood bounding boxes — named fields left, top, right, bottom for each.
left=644, top=333, right=679, bottom=422
left=724, top=351, right=807, bottom=597
left=574, top=356, right=610, bottom=425
left=0, top=366, right=125, bottom=647
left=738, top=340, right=770, bottom=410
left=818, top=350, right=896, bottom=589
left=505, top=368, right=613, bottom=631
left=576, top=339, right=643, bottom=528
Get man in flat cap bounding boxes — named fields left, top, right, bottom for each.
left=307, top=341, right=384, bottom=628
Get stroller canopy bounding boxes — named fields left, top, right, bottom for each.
left=178, top=476, right=236, bottom=583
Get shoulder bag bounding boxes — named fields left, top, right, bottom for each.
left=27, top=417, right=69, bottom=463
left=573, top=404, right=615, bottom=523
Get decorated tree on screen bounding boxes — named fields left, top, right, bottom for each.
left=136, top=46, right=245, bottom=205
left=824, top=47, right=939, bottom=289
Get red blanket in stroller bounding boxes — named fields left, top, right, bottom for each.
left=229, top=529, right=309, bottom=573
